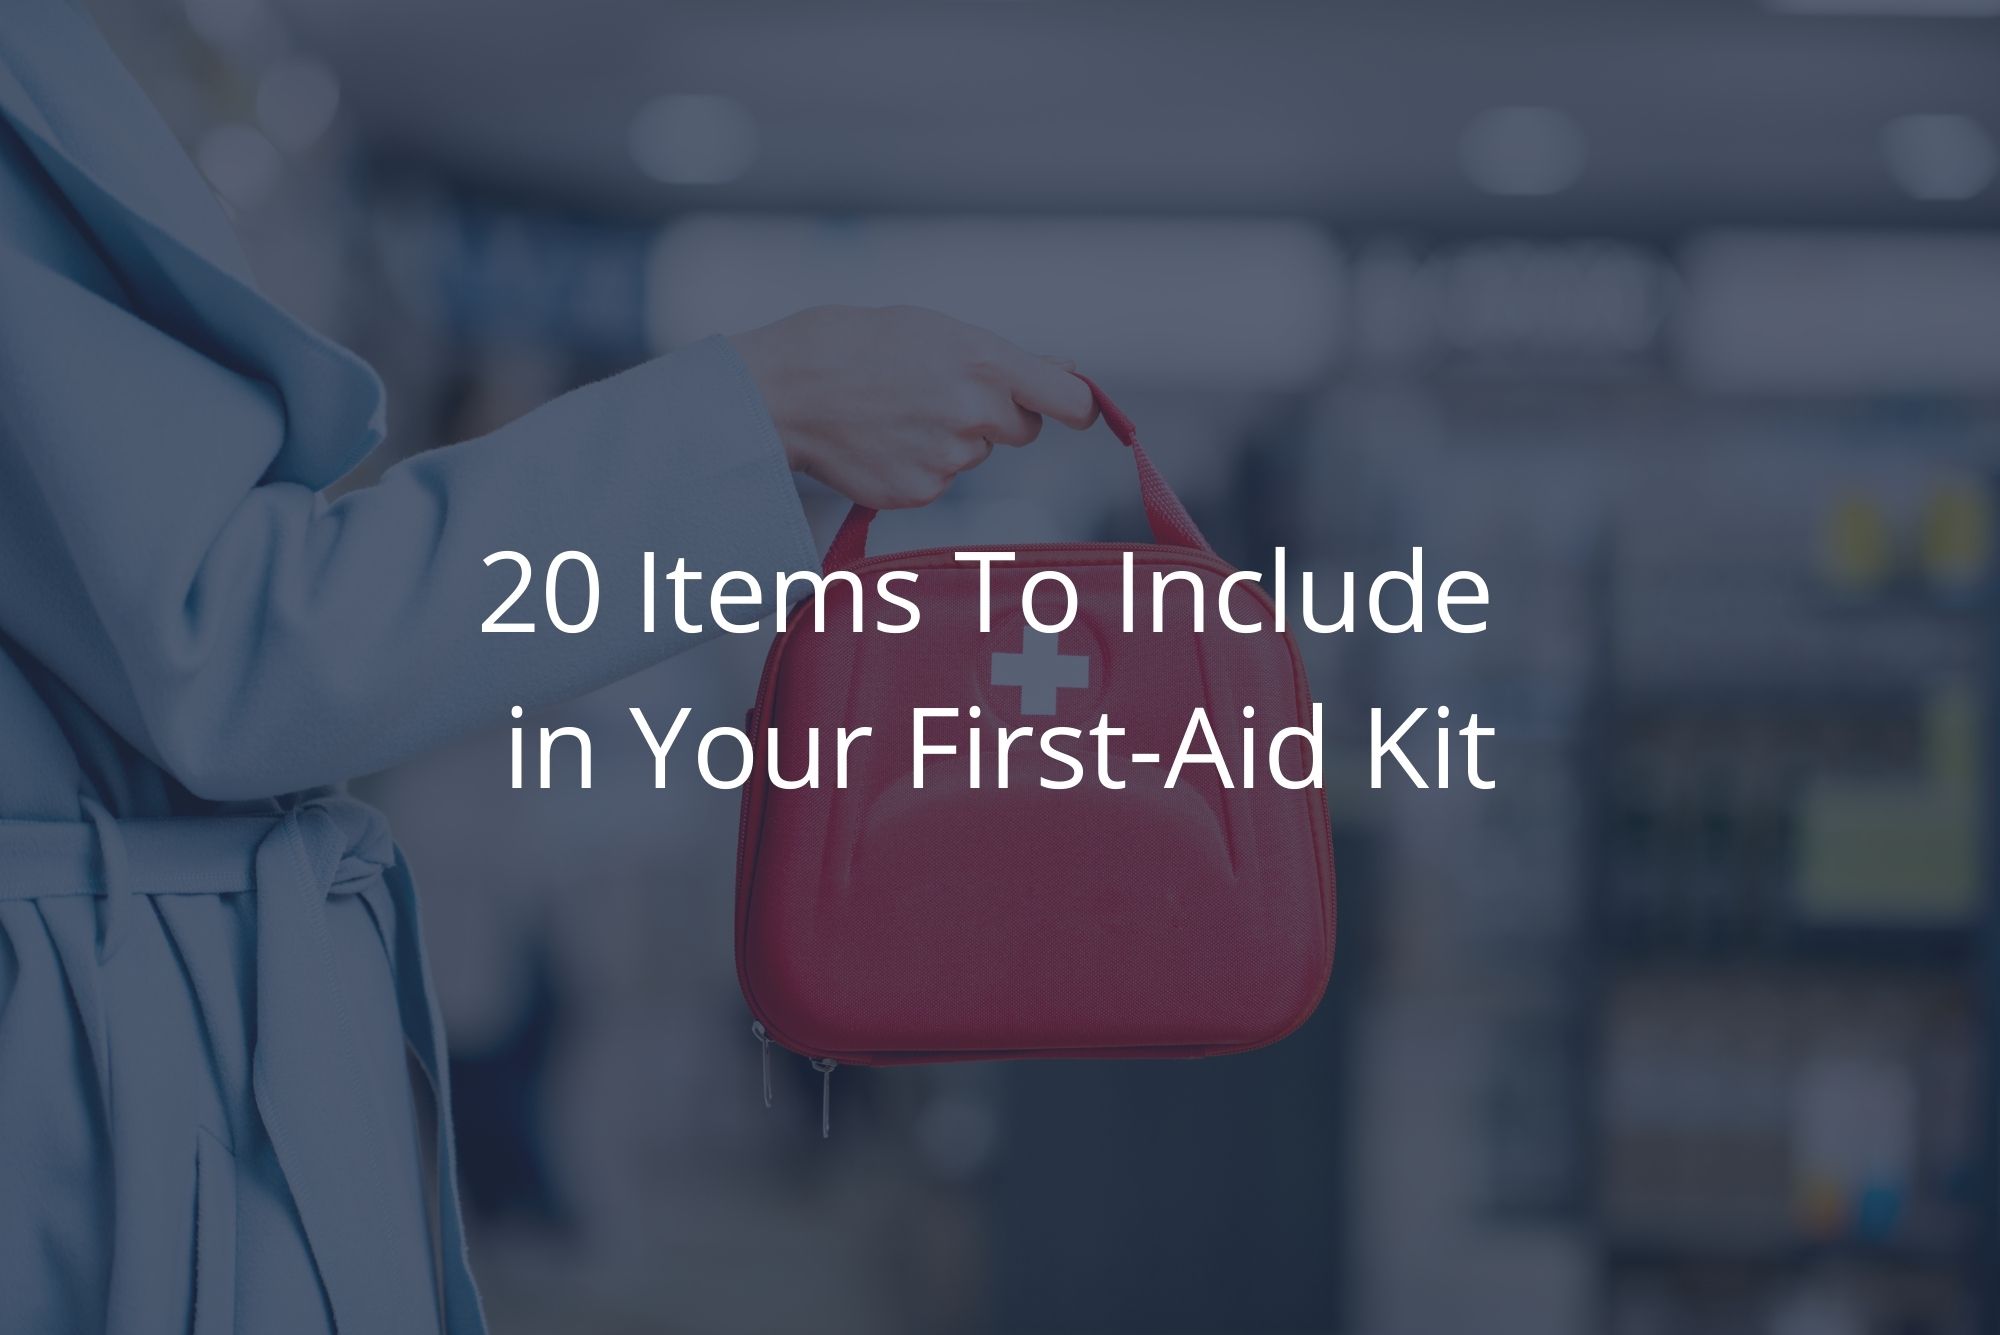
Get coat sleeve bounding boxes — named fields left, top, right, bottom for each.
left=0, top=229, right=821, bottom=800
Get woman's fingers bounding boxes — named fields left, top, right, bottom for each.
left=732, top=305, right=1110, bottom=510
left=980, top=401, right=1045, bottom=448
left=951, top=436, right=998, bottom=474
left=997, top=345, right=1097, bottom=431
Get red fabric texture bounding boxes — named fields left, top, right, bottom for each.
left=741, top=383, right=1334, bottom=1066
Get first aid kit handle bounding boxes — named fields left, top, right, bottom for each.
left=821, top=375, right=1214, bottom=573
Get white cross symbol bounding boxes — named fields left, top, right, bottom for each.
left=990, top=628, right=1089, bottom=716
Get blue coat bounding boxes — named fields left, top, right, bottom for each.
left=0, top=4, right=817, bottom=1332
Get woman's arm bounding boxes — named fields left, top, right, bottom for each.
left=0, top=230, right=1091, bottom=799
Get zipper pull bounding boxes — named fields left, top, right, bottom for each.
left=810, top=1058, right=839, bottom=1138
left=751, top=1021, right=773, bottom=1108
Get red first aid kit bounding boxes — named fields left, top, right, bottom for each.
left=736, top=380, right=1334, bottom=1131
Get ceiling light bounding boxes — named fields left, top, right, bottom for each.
left=645, top=215, right=1343, bottom=387
left=1459, top=107, right=1587, bottom=197
left=256, top=58, right=341, bottom=154
left=628, top=94, right=758, bottom=186
left=180, top=0, right=274, bottom=56
left=1882, top=114, right=1996, bottom=201
left=196, top=123, right=282, bottom=210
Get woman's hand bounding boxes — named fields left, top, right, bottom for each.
left=729, top=305, right=1099, bottom=509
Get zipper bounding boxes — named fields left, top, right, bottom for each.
left=751, top=1020, right=773, bottom=1108
left=748, top=1021, right=842, bottom=1137
left=810, top=1058, right=839, bottom=1138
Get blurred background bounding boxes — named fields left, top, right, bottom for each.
left=75, top=1, right=2000, bottom=1331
